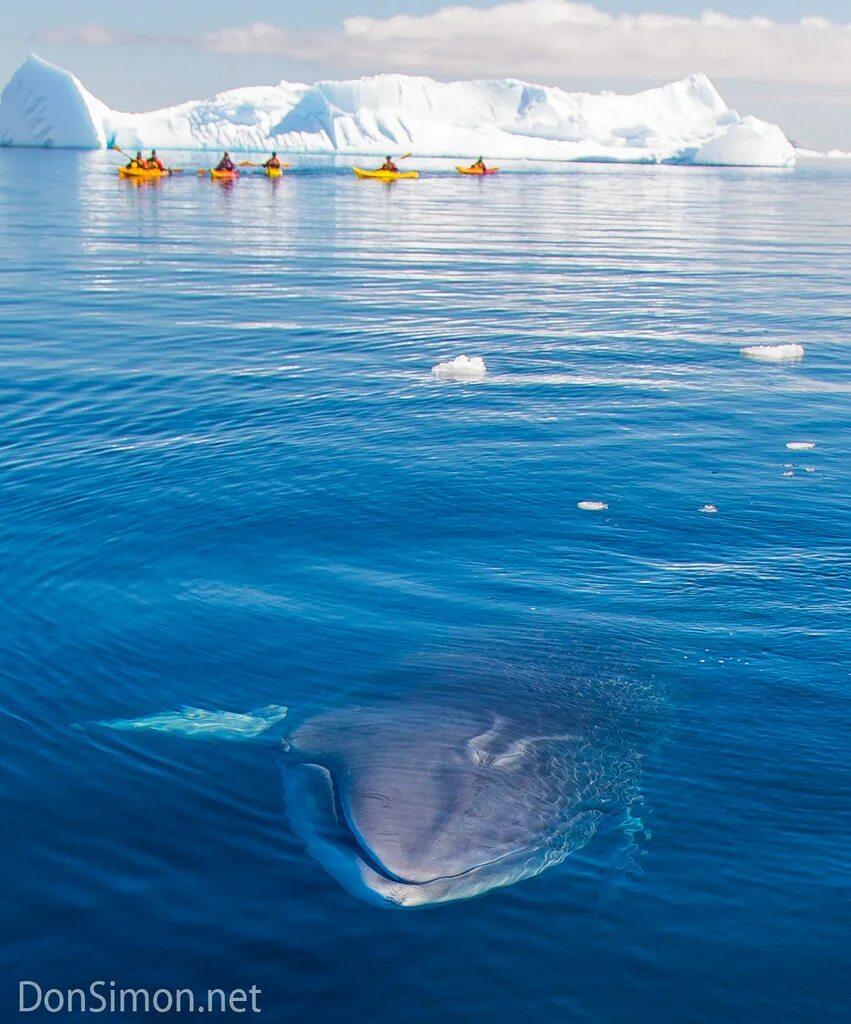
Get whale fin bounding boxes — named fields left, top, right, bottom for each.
left=97, top=704, right=288, bottom=741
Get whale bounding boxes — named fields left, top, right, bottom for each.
left=96, top=652, right=659, bottom=908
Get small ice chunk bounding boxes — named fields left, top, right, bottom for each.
left=804, top=465, right=816, bottom=473
left=782, top=471, right=794, bottom=477
left=786, top=441, right=816, bottom=450
left=432, top=355, right=487, bottom=381
left=698, top=504, right=718, bottom=513
left=740, top=343, right=804, bottom=362
left=577, top=501, right=608, bottom=511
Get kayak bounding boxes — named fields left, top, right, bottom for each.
left=118, top=165, right=169, bottom=179
left=457, top=166, right=499, bottom=175
left=352, top=167, right=419, bottom=180
left=210, top=168, right=239, bottom=180
left=265, top=166, right=283, bottom=178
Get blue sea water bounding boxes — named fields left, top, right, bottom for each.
left=1, top=150, right=850, bottom=1021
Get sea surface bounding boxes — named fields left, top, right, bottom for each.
left=1, top=150, right=849, bottom=1022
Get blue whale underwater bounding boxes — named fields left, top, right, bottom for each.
left=100, top=655, right=659, bottom=907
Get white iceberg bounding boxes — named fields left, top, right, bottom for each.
left=786, top=441, right=816, bottom=451
left=432, top=355, right=487, bottom=381
left=740, top=343, right=805, bottom=363
left=0, top=54, right=795, bottom=167
left=577, top=501, right=608, bottom=512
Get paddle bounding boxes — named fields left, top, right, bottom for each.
left=368, top=152, right=413, bottom=172
left=240, top=160, right=292, bottom=170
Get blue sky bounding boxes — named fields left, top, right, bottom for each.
left=2, top=1, right=850, bottom=147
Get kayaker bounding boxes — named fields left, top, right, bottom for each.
left=215, top=152, right=236, bottom=172
left=127, top=151, right=148, bottom=170
left=379, top=155, right=399, bottom=172
left=148, top=150, right=166, bottom=171
left=472, top=156, right=487, bottom=171
left=263, top=152, right=281, bottom=169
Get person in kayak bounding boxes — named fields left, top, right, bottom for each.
left=472, top=156, right=487, bottom=171
left=147, top=150, right=166, bottom=172
left=263, top=152, right=281, bottom=170
left=379, top=155, right=399, bottom=172
left=215, top=152, right=236, bottom=172
left=127, top=151, right=148, bottom=170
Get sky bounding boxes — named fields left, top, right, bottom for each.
left=2, top=1, right=850, bottom=148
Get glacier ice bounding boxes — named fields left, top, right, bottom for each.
left=0, top=54, right=796, bottom=167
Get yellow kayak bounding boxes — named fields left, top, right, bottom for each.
left=265, top=166, right=283, bottom=178
left=353, top=167, right=419, bottom=180
left=456, top=166, right=499, bottom=175
left=118, top=164, right=169, bottom=179
left=210, top=168, right=239, bottom=180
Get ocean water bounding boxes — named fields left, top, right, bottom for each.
left=1, top=150, right=849, bottom=1021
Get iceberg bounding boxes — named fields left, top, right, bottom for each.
left=0, top=54, right=795, bottom=167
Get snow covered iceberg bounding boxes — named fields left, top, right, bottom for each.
left=0, top=54, right=795, bottom=167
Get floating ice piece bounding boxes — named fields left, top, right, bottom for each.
left=786, top=441, right=816, bottom=450
left=99, top=704, right=288, bottom=740
left=782, top=471, right=794, bottom=477
left=577, top=501, right=608, bottom=512
left=0, top=55, right=795, bottom=167
left=740, top=343, right=804, bottom=363
left=804, top=466, right=816, bottom=473
left=698, top=504, right=718, bottom=514
left=432, top=355, right=487, bottom=381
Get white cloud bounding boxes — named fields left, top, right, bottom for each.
left=43, top=24, right=187, bottom=48
left=46, top=2, right=851, bottom=86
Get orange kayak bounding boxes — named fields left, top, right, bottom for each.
left=210, top=168, right=239, bottom=180
left=456, top=166, right=499, bottom=175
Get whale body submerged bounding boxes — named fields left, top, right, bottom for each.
left=98, top=655, right=658, bottom=907
left=281, top=702, right=606, bottom=906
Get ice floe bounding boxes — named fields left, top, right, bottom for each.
left=432, top=355, right=487, bottom=381
left=740, top=343, right=805, bottom=363
left=698, top=504, right=718, bottom=514
left=786, top=441, right=816, bottom=450
left=577, top=501, right=608, bottom=511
